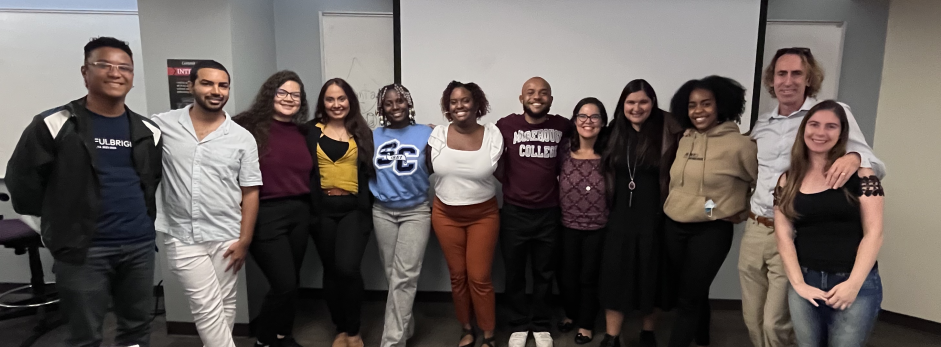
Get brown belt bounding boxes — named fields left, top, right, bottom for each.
left=322, top=188, right=352, bottom=196
left=749, top=212, right=774, bottom=228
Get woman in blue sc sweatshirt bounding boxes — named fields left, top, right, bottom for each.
left=369, top=83, right=434, bottom=347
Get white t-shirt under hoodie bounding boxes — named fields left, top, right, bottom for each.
left=428, top=123, right=504, bottom=206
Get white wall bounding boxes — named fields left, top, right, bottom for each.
left=873, top=0, right=941, bottom=324
left=230, top=0, right=277, bottom=113
left=401, top=0, right=762, bottom=131
left=0, top=0, right=136, bottom=11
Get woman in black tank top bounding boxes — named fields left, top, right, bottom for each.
left=773, top=100, right=885, bottom=347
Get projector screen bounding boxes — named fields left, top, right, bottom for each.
left=401, top=0, right=763, bottom=130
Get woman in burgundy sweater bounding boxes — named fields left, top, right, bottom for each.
left=233, top=71, right=312, bottom=347
left=557, top=97, right=610, bottom=345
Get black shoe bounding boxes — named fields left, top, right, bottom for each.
left=639, top=330, right=657, bottom=347
left=278, top=336, right=304, bottom=347
left=458, top=327, right=477, bottom=347
left=481, top=335, right=497, bottom=347
left=574, top=332, right=593, bottom=345
left=599, top=334, right=620, bottom=347
left=558, top=320, right=575, bottom=333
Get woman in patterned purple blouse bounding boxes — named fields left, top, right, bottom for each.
left=557, top=97, right=610, bottom=345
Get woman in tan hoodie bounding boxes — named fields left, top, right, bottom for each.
left=663, top=76, right=758, bottom=347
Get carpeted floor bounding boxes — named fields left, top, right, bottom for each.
left=1, top=298, right=939, bottom=346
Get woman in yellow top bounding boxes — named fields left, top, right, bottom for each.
left=305, top=78, right=375, bottom=347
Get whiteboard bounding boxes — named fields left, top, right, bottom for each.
left=0, top=10, right=148, bottom=177
left=758, top=21, right=845, bottom=116
left=320, top=12, right=394, bottom=129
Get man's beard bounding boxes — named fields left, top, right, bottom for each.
left=194, top=95, right=226, bottom=112
left=523, top=104, right=550, bottom=118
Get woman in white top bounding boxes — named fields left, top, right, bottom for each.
left=427, top=81, right=503, bottom=347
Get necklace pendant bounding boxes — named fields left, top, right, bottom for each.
left=585, top=186, right=591, bottom=191
left=628, top=180, right=636, bottom=190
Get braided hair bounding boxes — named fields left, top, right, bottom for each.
left=376, top=83, right=416, bottom=127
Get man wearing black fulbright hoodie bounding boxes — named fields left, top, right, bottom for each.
left=6, top=37, right=162, bottom=347
left=496, top=77, right=572, bottom=347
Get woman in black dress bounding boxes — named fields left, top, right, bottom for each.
left=598, top=79, right=683, bottom=347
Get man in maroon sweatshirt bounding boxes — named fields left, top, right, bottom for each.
left=496, top=77, right=572, bottom=347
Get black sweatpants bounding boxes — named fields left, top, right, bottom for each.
left=558, top=226, right=605, bottom=331
left=664, top=218, right=733, bottom=347
left=249, top=196, right=309, bottom=343
left=311, top=194, right=372, bottom=336
left=500, top=203, right=562, bottom=333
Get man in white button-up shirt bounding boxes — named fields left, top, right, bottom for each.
left=739, top=48, right=886, bottom=347
left=153, top=61, right=261, bottom=347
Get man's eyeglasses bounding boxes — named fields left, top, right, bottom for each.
left=87, top=61, right=134, bottom=74
left=576, top=114, right=602, bottom=123
left=276, top=89, right=301, bottom=100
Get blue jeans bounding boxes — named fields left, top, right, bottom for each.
left=54, top=240, right=156, bottom=347
left=788, top=266, right=882, bottom=347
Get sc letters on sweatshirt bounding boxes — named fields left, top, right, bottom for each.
left=375, top=139, right=420, bottom=175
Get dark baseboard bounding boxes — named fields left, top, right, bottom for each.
left=708, top=299, right=744, bottom=311
left=878, top=310, right=941, bottom=336
left=4, top=283, right=937, bottom=338
left=166, top=321, right=251, bottom=337
left=705, top=299, right=940, bottom=337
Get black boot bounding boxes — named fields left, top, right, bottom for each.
left=639, top=330, right=657, bottom=347
left=599, top=334, right=621, bottom=347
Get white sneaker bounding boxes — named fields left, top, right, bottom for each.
left=533, top=331, right=554, bottom=347
left=508, top=331, right=529, bottom=347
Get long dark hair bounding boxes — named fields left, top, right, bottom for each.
left=569, top=97, right=609, bottom=153
left=234, top=70, right=309, bottom=155
left=603, top=79, right=665, bottom=166
left=602, top=79, right=666, bottom=201
left=314, top=78, right=375, bottom=176
left=776, top=100, right=852, bottom=220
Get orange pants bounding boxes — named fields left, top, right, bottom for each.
left=432, top=197, right=500, bottom=331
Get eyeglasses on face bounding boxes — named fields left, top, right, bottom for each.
left=276, top=89, right=301, bottom=100
left=87, top=61, right=134, bottom=74
left=576, top=114, right=602, bottom=123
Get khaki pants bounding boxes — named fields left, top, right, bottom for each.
left=738, top=218, right=794, bottom=347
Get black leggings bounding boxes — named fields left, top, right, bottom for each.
left=249, top=196, right=309, bottom=343
left=664, top=218, right=733, bottom=347
left=311, top=194, right=371, bottom=336
left=558, top=226, right=605, bottom=331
